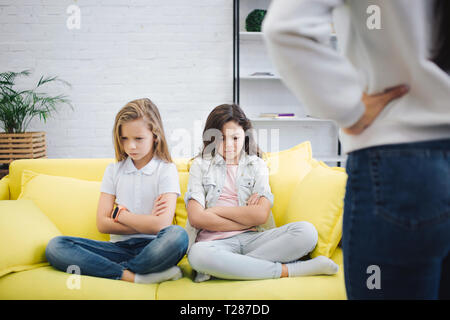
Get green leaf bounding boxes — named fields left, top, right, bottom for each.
left=0, top=70, right=72, bottom=133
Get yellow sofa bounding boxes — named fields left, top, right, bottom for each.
left=0, top=142, right=348, bottom=300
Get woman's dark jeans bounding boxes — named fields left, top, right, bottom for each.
left=45, top=225, right=189, bottom=280
left=343, top=138, right=450, bottom=299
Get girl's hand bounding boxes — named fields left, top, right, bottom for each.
left=151, top=194, right=168, bottom=216
left=246, top=193, right=261, bottom=206
left=343, top=84, right=410, bottom=135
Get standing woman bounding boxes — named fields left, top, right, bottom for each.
left=263, top=0, right=450, bottom=299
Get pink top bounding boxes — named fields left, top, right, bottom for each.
left=196, top=164, right=252, bottom=242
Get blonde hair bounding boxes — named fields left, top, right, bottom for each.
left=113, top=98, right=172, bottom=163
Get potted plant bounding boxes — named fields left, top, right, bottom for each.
left=245, top=9, right=267, bottom=32
left=0, top=70, right=73, bottom=177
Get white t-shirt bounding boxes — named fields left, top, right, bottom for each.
left=100, top=156, right=181, bottom=243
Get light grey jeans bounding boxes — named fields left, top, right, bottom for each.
left=187, top=221, right=318, bottom=280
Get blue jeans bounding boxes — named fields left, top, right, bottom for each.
left=343, top=138, right=450, bottom=299
left=45, top=225, right=189, bottom=280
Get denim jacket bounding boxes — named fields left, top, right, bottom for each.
left=184, top=151, right=276, bottom=251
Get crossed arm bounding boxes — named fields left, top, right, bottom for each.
left=96, top=192, right=177, bottom=235
left=187, top=193, right=271, bottom=231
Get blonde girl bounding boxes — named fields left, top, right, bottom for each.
left=45, top=98, right=188, bottom=284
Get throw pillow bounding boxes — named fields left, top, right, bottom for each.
left=283, top=162, right=347, bottom=258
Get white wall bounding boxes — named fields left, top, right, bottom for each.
left=0, top=0, right=234, bottom=159
left=0, top=0, right=337, bottom=160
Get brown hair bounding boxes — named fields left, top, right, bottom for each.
left=113, top=98, right=172, bottom=163
left=195, top=103, right=264, bottom=161
left=431, top=0, right=450, bottom=72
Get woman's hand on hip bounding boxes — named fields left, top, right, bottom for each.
left=343, top=84, right=410, bottom=135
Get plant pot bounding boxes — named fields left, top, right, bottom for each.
left=0, top=132, right=47, bottom=167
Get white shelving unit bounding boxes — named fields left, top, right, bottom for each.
left=233, top=0, right=346, bottom=167
left=249, top=117, right=331, bottom=123
left=240, top=75, right=281, bottom=80
left=239, top=31, right=264, bottom=40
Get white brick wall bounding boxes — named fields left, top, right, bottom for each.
left=0, top=0, right=338, bottom=161
left=0, top=0, right=234, bottom=159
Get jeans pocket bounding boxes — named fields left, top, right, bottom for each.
left=369, top=148, right=450, bottom=230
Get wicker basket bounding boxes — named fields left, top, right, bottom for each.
left=0, top=132, right=47, bottom=165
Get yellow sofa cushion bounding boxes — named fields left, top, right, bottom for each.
left=172, top=157, right=190, bottom=173
left=174, top=171, right=190, bottom=228
left=282, top=162, right=347, bottom=258
left=157, top=247, right=346, bottom=300
left=264, top=141, right=315, bottom=227
left=0, top=265, right=158, bottom=300
left=0, top=199, right=62, bottom=278
left=170, top=157, right=191, bottom=228
left=17, top=170, right=109, bottom=241
left=0, top=176, right=9, bottom=200
left=8, top=158, right=114, bottom=200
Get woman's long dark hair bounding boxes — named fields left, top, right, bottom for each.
left=431, top=0, right=450, bottom=72
left=195, top=104, right=264, bottom=161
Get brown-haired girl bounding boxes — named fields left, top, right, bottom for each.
left=185, top=103, right=338, bottom=282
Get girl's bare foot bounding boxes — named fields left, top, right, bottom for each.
left=281, top=264, right=289, bottom=278
left=121, top=269, right=135, bottom=282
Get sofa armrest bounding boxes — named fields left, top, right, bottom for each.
left=0, top=176, right=10, bottom=200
